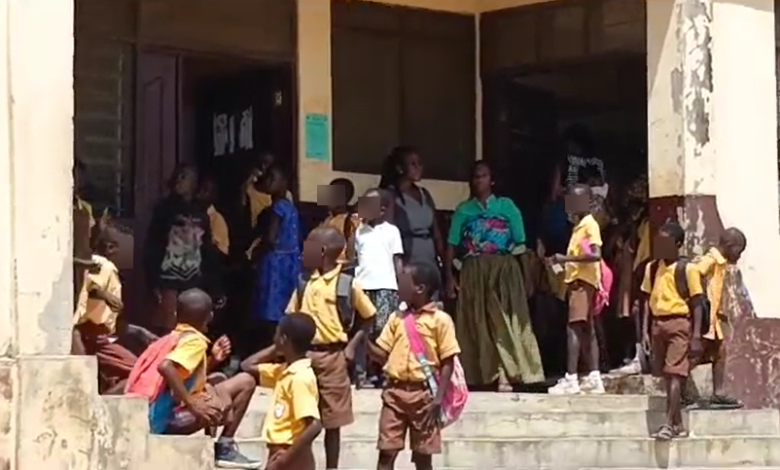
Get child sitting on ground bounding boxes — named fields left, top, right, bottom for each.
left=368, top=262, right=461, bottom=470
left=127, top=288, right=261, bottom=469
left=241, top=313, right=322, bottom=470
left=287, top=226, right=377, bottom=470
left=689, top=227, right=747, bottom=409
left=641, top=223, right=705, bottom=440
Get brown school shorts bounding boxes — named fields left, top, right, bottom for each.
left=651, top=316, right=691, bottom=378
left=567, top=281, right=595, bottom=324
left=267, top=444, right=315, bottom=470
left=377, top=382, right=442, bottom=455
left=309, top=347, right=354, bottom=429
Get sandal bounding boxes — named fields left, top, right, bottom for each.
left=673, top=425, right=689, bottom=438
left=652, top=424, right=675, bottom=441
left=710, top=395, right=744, bottom=409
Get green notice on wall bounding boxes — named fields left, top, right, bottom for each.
left=304, top=113, right=330, bottom=162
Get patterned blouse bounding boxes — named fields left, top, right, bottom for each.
left=447, top=195, right=526, bottom=256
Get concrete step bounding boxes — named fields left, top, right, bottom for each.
left=144, top=434, right=215, bottom=470
left=236, top=436, right=780, bottom=469
left=101, top=395, right=150, bottom=469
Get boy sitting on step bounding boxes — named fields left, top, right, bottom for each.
left=641, top=223, right=705, bottom=440
left=241, top=313, right=322, bottom=470
left=369, top=262, right=461, bottom=470
left=128, top=288, right=261, bottom=469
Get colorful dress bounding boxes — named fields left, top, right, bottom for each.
left=448, top=195, right=545, bottom=386
left=252, top=199, right=301, bottom=323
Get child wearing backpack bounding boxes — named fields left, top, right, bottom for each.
left=286, top=226, right=377, bottom=470
left=689, top=227, right=747, bottom=409
left=126, top=288, right=261, bottom=469
left=368, top=262, right=465, bottom=470
left=354, top=188, right=405, bottom=387
left=548, top=184, right=605, bottom=395
left=318, top=178, right=359, bottom=265
left=640, top=222, right=705, bottom=440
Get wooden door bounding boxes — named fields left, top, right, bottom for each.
left=129, top=51, right=180, bottom=324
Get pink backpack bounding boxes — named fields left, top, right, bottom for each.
left=403, top=312, right=468, bottom=427
left=580, top=239, right=613, bottom=315
left=124, top=333, right=181, bottom=400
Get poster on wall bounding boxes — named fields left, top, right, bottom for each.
left=305, top=113, right=330, bottom=162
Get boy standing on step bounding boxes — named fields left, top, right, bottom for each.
left=286, top=227, right=377, bottom=470
left=241, top=313, right=322, bottom=470
left=641, top=223, right=705, bottom=440
left=690, top=227, right=747, bottom=409
left=548, top=184, right=605, bottom=395
left=369, top=262, right=460, bottom=470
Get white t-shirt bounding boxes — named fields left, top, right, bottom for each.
left=354, top=221, right=404, bottom=290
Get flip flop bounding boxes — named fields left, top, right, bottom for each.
left=673, top=425, right=689, bottom=438
left=652, top=424, right=675, bottom=441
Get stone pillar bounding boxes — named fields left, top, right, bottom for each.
left=646, top=0, right=720, bottom=254
left=0, top=0, right=75, bottom=358
left=647, top=0, right=780, bottom=409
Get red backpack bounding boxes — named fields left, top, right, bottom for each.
left=579, top=239, right=614, bottom=315
left=124, top=333, right=181, bottom=400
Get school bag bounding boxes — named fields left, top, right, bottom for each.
left=648, top=258, right=711, bottom=335
left=297, top=268, right=355, bottom=331
left=124, top=332, right=182, bottom=400
left=402, top=312, right=468, bottom=428
left=579, top=239, right=614, bottom=315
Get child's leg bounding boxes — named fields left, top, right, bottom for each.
left=567, top=323, right=582, bottom=375
left=212, top=372, right=262, bottom=467
left=409, top=385, right=441, bottom=470
left=310, top=349, right=355, bottom=469
left=377, top=387, right=409, bottom=470
left=324, top=429, right=341, bottom=470
left=653, top=317, right=690, bottom=439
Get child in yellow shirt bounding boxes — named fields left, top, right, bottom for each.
left=241, top=313, right=322, bottom=470
left=640, top=223, right=705, bottom=440
left=548, top=184, right=604, bottom=395
left=690, top=227, right=746, bottom=409
left=369, top=262, right=460, bottom=470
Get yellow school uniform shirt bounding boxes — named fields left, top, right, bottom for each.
left=564, top=214, right=603, bottom=288
left=257, top=359, right=320, bottom=446
left=696, top=247, right=728, bottom=340
left=286, top=266, right=376, bottom=344
left=207, top=204, right=230, bottom=255
left=166, top=323, right=210, bottom=392
left=641, top=260, right=704, bottom=316
left=73, top=254, right=122, bottom=333
left=376, top=304, right=461, bottom=383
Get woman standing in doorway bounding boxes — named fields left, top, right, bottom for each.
left=444, top=161, right=545, bottom=390
left=379, top=146, right=445, bottom=286
left=144, top=164, right=223, bottom=334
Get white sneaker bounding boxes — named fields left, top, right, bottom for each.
left=611, top=358, right=642, bottom=376
left=548, top=375, right=581, bottom=395
left=580, top=373, right=606, bottom=394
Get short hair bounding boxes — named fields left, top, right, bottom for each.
left=279, top=313, right=316, bottom=353
left=329, top=178, right=355, bottom=203
left=176, top=288, right=212, bottom=324
left=660, top=222, right=685, bottom=246
left=364, top=187, right=393, bottom=209
left=406, top=261, right=441, bottom=297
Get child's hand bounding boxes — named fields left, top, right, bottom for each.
left=551, top=253, right=567, bottom=264
left=422, top=398, right=442, bottom=431
left=212, top=335, right=232, bottom=362
left=189, top=396, right=223, bottom=427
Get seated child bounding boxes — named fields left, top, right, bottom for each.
left=241, top=313, right=323, bottom=470
left=368, top=262, right=461, bottom=470
left=640, top=223, right=705, bottom=440
left=129, top=288, right=261, bottom=469
left=287, top=226, right=377, bottom=470
left=690, top=227, right=747, bottom=408
left=72, top=224, right=155, bottom=394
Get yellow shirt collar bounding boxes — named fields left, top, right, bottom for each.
left=311, top=265, right=342, bottom=281
left=709, top=247, right=727, bottom=265
left=173, top=323, right=211, bottom=344
left=282, top=358, right=312, bottom=376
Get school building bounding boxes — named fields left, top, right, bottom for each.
left=2, top=0, right=780, bottom=467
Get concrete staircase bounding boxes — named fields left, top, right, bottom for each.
left=0, top=355, right=215, bottom=470
left=235, top=388, right=780, bottom=470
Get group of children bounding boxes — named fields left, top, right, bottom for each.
left=545, top=181, right=747, bottom=440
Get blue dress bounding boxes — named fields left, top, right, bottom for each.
left=252, top=199, right=301, bottom=322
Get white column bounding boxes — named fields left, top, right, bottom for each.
left=710, top=0, right=780, bottom=318
left=0, top=0, right=75, bottom=356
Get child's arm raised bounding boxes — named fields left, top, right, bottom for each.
left=240, top=344, right=283, bottom=386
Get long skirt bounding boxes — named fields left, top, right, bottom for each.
left=456, top=254, right=545, bottom=386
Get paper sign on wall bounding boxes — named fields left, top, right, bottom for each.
left=305, top=113, right=330, bottom=162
